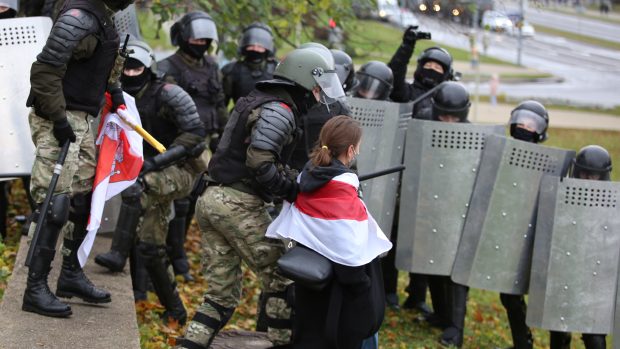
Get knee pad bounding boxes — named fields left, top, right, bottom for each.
left=47, top=194, right=70, bottom=228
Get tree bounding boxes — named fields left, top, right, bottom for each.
left=148, top=0, right=374, bottom=58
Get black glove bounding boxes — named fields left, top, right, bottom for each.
left=403, top=25, right=419, bottom=46
left=52, top=118, right=77, bottom=145
left=140, top=158, right=156, bottom=175
left=109, top=87, right=125, bottom=112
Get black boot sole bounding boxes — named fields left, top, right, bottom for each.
left=56, top=290, right=112, bottom=304
left=22, top=303, right=72, bottom=318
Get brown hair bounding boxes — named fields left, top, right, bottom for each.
left=309, top=115, right=362, bottom=167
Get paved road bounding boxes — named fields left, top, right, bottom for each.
left=415, top=16, right=620, bottom=108
left=524, top=7, right=620, bottom=43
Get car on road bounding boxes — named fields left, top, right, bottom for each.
left=388, top=9, right=420, bottom=28
left=509, top=20, right=536, bottom=37
left=482, top=10, right=514, bottom=32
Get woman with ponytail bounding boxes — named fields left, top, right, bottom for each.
left=267, top=115, right=392, bottom=349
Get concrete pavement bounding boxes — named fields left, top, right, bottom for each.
left=0, top=234, right=140, bottom=349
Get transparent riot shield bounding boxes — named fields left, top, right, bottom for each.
left=395, top=120, right=504, bottom=275
left=0, top=17, right=52, bottom=178
left=527, top=175, right=620, bottom=334
left=347, top=97, right=411, bottom=238
left=451, top=135, right=574, bottom=295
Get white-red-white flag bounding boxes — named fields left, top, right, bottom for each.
left=77, top=93, right=143, bottom=267
left=266, top=172, right=392, bottom=267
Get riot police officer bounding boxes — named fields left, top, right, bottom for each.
left=158, top=11, right=227, bottom=282
left=353, top=61, right=394, bottom=101
left=174, top=46, right=345, bottom=349
left=429, top=82, right=471, bottom=347
left=548, top=145, right=611, bottom=349
left=388, top=26, right=454, bottom=120
left=288, top=48, right=355, bottom=171
left=501, top=100, right=550, bottom=349
left=221, top=22, right=278, bottom=105
left=94, top=39, right=207, bottom=323
left=22, top=0, right=133, bottom=318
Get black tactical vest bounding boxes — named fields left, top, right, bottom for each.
left=209, top=89, right=290, bottom=184
left=61, top=0, right=119, bottom=116
left=411, top=83, right=433, bottom=120
left=163, top=53, right=223, bottom=133
left=228, top=60, right=277, bottom=103
left=288, top=100, right=351, bottom=171
left=135, top=80, right=178, bottom=158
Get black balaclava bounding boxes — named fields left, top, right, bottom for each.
left=180, top=39, right=211, bottom=59
left=244, top=49, right=267, bottom=64
left=512, top=126, right=538, bottom=143
left=287, top=85, right=318, bottom=116
left=414, top=66, right=445, bottom=89
left=0, top=8, right=16, bottom=19
left=121, top=58, right=150, bottom=95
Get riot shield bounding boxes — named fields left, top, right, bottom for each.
left=395, top=120, right=504, bottom=276
left=113, top=4, right=142, bottom=39
left=451, top=135, right=574, bottom=295
left=0, top=17, right=52, bottom=178
left=347, top=97, right=412, bottom=238
left=526, top=176, right=620, bottom=334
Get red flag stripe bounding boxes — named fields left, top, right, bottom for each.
left=295, top=180, right=368, bottom=221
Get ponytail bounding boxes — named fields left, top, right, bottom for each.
left=310, top=115, right=362, bottom=167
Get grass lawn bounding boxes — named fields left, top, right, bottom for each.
left=477, top=95, right=620, bottom=117
left=534, top=24, right=620, bottom=51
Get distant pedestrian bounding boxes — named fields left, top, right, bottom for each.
left=490, top=73, right=500, bottom=106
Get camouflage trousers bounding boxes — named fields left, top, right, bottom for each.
left=137, top=164, right=195, bottom=245
left=28, top=109, right=96, bottom=241
left=183, top=185, right=292, bottom=346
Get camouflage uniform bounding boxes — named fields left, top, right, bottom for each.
left=184, top=185, right=292, bottom=345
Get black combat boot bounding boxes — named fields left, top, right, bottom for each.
left=129, top=244, right=149, bottom=301
left=23, top=247, right=72, bottom=317
left=56, top=238, right=112, bottom=303
left=139, top=241, right=187, bottom=324
left=582, top=333, right=606, bottom=349
left=440, top=281, right=469, bottom=348
left=95, top=186, right=141, bottom=272
left=549, top=331, right=571, bottom=349
left=167, top=199, right=193, bottom=282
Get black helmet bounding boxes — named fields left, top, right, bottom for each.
left=170, top=11, right=219, bottom=46
left=512, top=100, right=549, bottom=141
left=509, top=100, right=549, bottom=143
left=238, top=22, right=275, bottom=56
left=330, top=49, right=356, bottom=92
left=414, top=46, right=454, bottom=87
left=103, top=0, right=134, bottom=11
left=571, top=145, right=612, bottom=181
left=431, top=82, right=470, bottom=122
left=353, top=61, right=393, bottom=101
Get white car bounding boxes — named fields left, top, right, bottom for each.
left=482, top=11, right=514, bottom=32
left=509, top=20, right=536, bottom=37
left=388, top=10, right=420, bottom=28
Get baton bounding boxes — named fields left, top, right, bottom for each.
left=358, top=165, right=406, bottom=182
left=25, top=141, right=71, bottom=267
left=117, top=108, right=167, bottom=154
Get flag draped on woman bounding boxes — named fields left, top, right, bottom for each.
left=266, top=172, right=392, bottom=267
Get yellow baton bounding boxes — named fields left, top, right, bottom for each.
left=116, top=108, right=167, bottom=154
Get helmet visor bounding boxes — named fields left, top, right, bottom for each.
left=188, top=18, right=218, bottom=42
left=355, top=74, right=391, bottom=100
left=240, top=27, right=274, bottom=52
left=509, top=110, right=547, bottom=134
left=313, top=70, right=345, bottom=100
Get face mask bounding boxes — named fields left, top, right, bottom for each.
left=415, top=67, right=445, bottom=88
left=181, top=41, right=209, bottom=59
left=244, top=50, right=266, bottom=63
left=512, top=127, right=538, bottom=143
left=349, top=149, right=359, bottom=168
left=0, top=9, right=16, bottom=19
left=121, top=71, right=150, bottom=95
